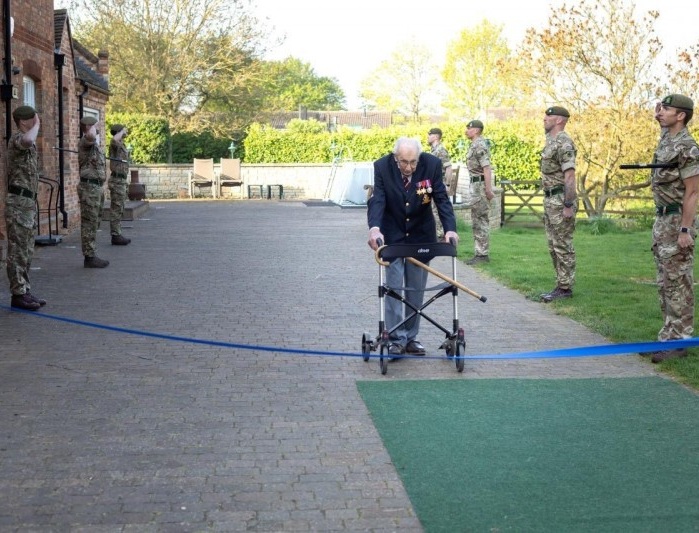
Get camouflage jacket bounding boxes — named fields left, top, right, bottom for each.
left=466, top=137, right=491, bottom=178
left=540, top=131, right=576, bottom=190
left=652, top=127, right=699, bottom=207
left=109, top=138, right=129, bottom=176
left=430, top=142, right=451, bottom=177
left=7, top=132, right=39, bottom=193
left=78, top=136, right=106, bottom=183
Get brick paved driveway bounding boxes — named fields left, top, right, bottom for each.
left=0, top=201, right=656, bottom=531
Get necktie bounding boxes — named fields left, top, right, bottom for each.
left=403, top=176, right=410, bottom=190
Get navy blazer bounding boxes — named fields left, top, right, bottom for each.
left=367, top=151, right=456, bottom=245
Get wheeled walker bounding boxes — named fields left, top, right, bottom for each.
left=361, top=241, right=487, bottom=375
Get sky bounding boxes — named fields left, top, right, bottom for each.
left=254, top=0, right=698, bottom=109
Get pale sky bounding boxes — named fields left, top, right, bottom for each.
left=255, top=0, right=698, bottom=109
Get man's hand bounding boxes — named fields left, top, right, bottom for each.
left=563, top=206, right=574, bottom=218
left=368, top=227, right=384, bottom=250
left=444, top=230, right=459, bottom=246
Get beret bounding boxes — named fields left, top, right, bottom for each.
left=428, top=127, right=442, bottom=136
left=545, top=106, right=570, bottom=118
left=467, top=120, right=484, bottom=130
left=12, top=105, right=36, bottom=121
left=110, top=123, right=125, bottom=135
left=661, top=94, right=694, bottom=111
left=80, top=116, right=98, bottom=126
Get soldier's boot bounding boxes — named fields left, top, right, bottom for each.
left=541, top=287, right=572, bottom=303
left=11, top=294, right=41, bottom=311
left=466, top=255, right=489, bottom=265
left=26, top=292, right=47, bottom=306
left=84, top=256, right=110, bottom=268
left=651, top=348, right=688, bottom=364
left=111, top=234, right=131, bottom=246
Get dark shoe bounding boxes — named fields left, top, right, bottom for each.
left=541, top=287, right=573, bottom=303
left=405, top=340, right=426, bottom=355
left=84, top=256, right=110, bottom=268
left=466, top=255, right=489, bottom=265
left=388, top=343, right=405, bottom=359
left=11, top=294, right=41, bottom=311
left=651, top=349, right=688, bottom=364
left=111, top=234, right=131, bottom=245
left=26, top=292, right=47, bottom=306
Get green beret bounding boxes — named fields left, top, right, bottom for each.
left=12, top=105, right=36, bottom=121
left=110, top=123, right=125, bottom=135
left=80, top=116, right=98, bottom=126
left=467, top=120, right=484, bottom=130
left=428, top=127, right=442, bottom=136
left=545, top=106, right=570, bottom=118
left=661, top=94, right=694, bottom=111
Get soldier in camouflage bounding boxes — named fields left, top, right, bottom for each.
left=5, top=105, right=46, bottom=311
left=648, top=94, right=699, bottom=364
left=539, top=106, right=577, bottom=303
left=78, top=116, right=109, bottom=268
left=108, top=124, right=131, bottom=246
left=427, top=128, right=453, bottom=240
left=464, top=120, right=495, bottom=265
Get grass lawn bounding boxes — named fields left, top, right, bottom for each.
left=457, top=218, right=699, bottom=389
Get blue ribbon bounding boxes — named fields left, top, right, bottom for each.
left=3, top=305, right=697, bottom=360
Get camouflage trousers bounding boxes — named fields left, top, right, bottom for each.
left=543, top=196, right=576, bottom=290
left=470, top=183, right=490, bottom=256
left=109, top=173, right=128, bottom=236
left=432, top=201, right=445, bottom=239
left=78, top=182, right=105, bottom=257
left=4, top=196, right=36, bottom=295
left=652, top=214, right=695, bottom=340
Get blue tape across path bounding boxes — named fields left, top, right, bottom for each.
left=4, top=305, right=699, bottom=360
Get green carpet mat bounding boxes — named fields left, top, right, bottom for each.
left=357, top=377, right=699, bottom=532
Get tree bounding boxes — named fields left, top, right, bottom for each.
left=257, top=58, right=345, bottom=112
left=518, top=0, right=664, bottom=217
left=442, top=20, right=523, bottom=120
left=71, top=0, right=270, bottom=137
left=665, top=44, right=699, bottom=102
left=359, top=40, right=440, bottom=121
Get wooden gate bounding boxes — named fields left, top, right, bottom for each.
left=499, top=179, right=544, bottom=226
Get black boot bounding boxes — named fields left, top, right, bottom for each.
left=84, top=256, right=110, bottom=268
left=11, top=294, right=41, bottom=311
left=111, top=234, right=131, bottom=245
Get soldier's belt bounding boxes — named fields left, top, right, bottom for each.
left=544, top=185, right=565, bottom=197
left=110, top=172, right=128, bottom=179
left=8, top=184, right=37, bottom=200
left=471, top=175, right=485, bottom=183
left=656, top=204, right=681, bottom=216
left=80, top=178, right=102, bottom=186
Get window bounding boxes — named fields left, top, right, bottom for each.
left=23, top=76, right=35, bottom=107
left=82, top=107, right=99, bottom=123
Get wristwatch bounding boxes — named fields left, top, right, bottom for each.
left=563, top=200, right=574, bottom=208
left=680, top=227, right=691, bottom=233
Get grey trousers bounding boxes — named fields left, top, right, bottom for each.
left=385, top=258, right=429, bottom=346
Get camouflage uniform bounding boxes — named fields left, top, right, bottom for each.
left=540, top=130, right=577, bottom=290
left=430, top=142, right=452, bottom=239
left=108, top=137, right=129, bottom=237
left=78, top=136, right=106, bottom=257
left=651, top=127, right=699, bottom=340
left=466, top=137, right=492, bottom=256
left=5, top=131, right=39, bottom=296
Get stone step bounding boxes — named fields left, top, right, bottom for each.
left=102, top=200, right=150, bottom=221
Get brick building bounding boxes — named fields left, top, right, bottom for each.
left=1, top=1, right=109, bottom=258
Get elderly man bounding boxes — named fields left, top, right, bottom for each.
left=367, top=137, right=459, bottom=357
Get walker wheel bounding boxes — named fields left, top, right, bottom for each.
left=361, top=332, right=371, bottom=362
left=379, top=343, right=389, bottom=375
left=455, top=341, right=464, bottom=373
left=445, top=339, right=455, bottom=357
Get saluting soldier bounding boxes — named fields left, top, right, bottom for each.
left=539, top=106, right=577, bottom=303
left=78, top=116, right=109, bottom=268
left=5, top=105, right=46, bottom=311
left=108, top=124, right=131, bottom=246
left=648, top=94, right=699, bottom=363
left=464, top=120, right=495, bottom=265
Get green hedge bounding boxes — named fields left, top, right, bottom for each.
left=107, top=112, right=542, bottom=182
